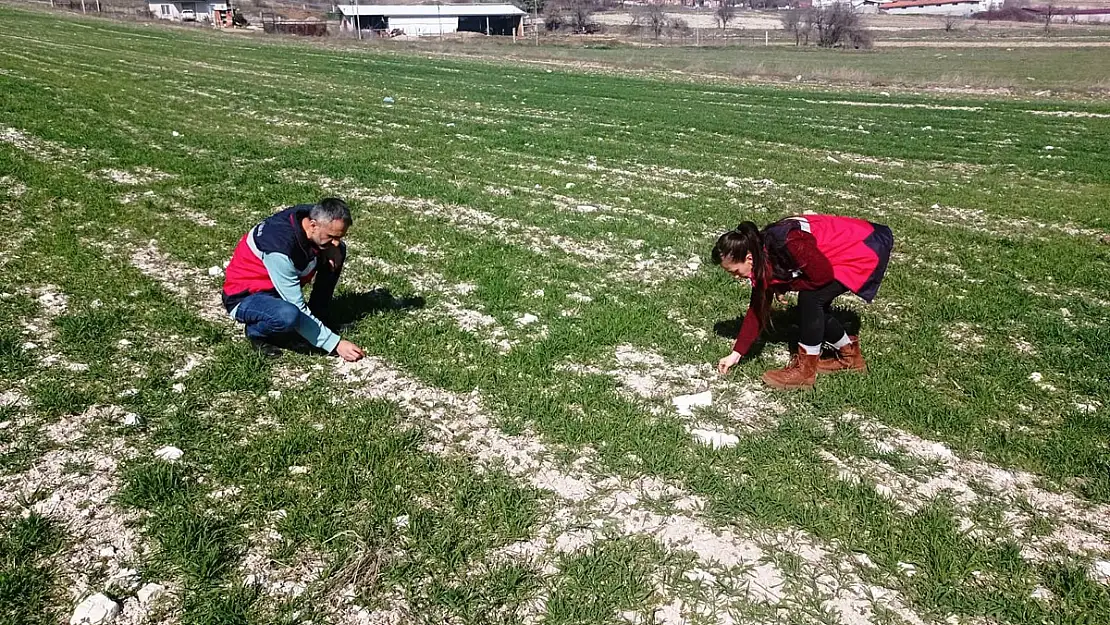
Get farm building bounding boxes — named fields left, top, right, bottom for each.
left=1021, top=6, right=1110, bottom=22
left=148, top=0, right=233, bottom=24
left=336, top=3, right=527, bottom=36
left=879, top=0, right=998, bottom=16
left=809, top=0, right=886, bottom=13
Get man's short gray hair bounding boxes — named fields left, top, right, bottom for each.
left=310, top=198, right=353, bottom=227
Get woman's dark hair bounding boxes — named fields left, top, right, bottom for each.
left=712, top=221, right=772, bottom=330
left=712, top=222, right=767, bottom=287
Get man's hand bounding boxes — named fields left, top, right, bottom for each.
left=335, top=339, right=364, bottom=362
left=718, top=351, right=742, bottom=376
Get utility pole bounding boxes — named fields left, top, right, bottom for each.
left=354, top=0, right=362, bottom=40
left=533, top=0, right=539, bottom=45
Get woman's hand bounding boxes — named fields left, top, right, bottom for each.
left=718, top=351, right=742, bottom=376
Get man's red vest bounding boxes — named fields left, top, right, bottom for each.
left=222, top=206, right=319, bottom=312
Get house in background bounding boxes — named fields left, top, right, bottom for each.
left=337, top=4, right=527, bottom=37
left=148, top=1, right=234, bottom=25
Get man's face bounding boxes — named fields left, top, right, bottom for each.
left=302, top=217, right=348, bottom=248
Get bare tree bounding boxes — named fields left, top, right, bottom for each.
left=668, top=16, right=692, bottom=38
left=801, top=6, right=816, bottom=44
left=543, top=1, right=564, bottom=30
left=943, top=13, right=961, bottom=32
left=1042, top=0, right=1056, bottom=34
left=643, top=3, right=667, bottom=38
left=781, top=7, right=802, bottom=44
left=716, top=0, right=736, bottom=29
left=813, top=2, right=870, bottom=48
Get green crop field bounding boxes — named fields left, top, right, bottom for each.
left=1, top=6, right=1109, bottom=625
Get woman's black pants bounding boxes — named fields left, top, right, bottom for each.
left=797, top=281, right=849, bottom=347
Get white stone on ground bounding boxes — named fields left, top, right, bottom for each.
left=153, top=446, right=183, bottom=462
left=1093, top=560, right=1110, bottom=583
left=515, top=313, right=539, bottom=326
left=1030, top=586, right=1054, bottom=601
left=70, top=593, right=120, bottom=625
left=672, top=391, right=712, bottom=417
left=137, top=582, right=166, bottom=605
left=689, top=428, right=739, bottom=450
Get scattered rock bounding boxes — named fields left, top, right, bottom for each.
left=897, top=562, right=917, bottom=577
left=98, top=546, right=116, bottom=559
left=1031, top=586, right=1053, bottom=601
left=288, top=465, right=309, bottom=475
left=154, top=446, right=184, bottom=462
left=565, top=182, right=575, bottom=189
left=853, top=553, right=876, bottom=568
left=207, top=266, right=222, bottom=276
left=1030, top=372, right=1043, bottom=383
left=393, top=515, right=410, bottom=529
left=515, top=313, right=539, bottom=327
left=70, top=593, right=120, bottom=625
left=672, top=391, right=712, bottom=417
left=137, top=582, right=166, bottom=605
left=689, top=428, right=739, bottom=450
left=120, top=412, right=140, bottom=427
left=1093, top=560, right=1110, bottom=582
left=107, top=568, right=141, bottom=592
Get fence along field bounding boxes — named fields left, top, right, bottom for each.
left=1, top=5, right=1109, bottom=625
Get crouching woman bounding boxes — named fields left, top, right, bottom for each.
left=713, top=215, right=893, bottom=390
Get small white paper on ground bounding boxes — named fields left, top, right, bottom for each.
left=672, top=391, right=712, bottom=416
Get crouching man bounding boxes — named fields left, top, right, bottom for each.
left=221, top=198, right=365, bottom=362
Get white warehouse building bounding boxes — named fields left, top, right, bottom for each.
left=879, top=0, right=999, bottom=16
left=337, top=4, right=527, bottom=37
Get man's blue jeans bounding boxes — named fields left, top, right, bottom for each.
left=234, top=259, right=341, bottom=342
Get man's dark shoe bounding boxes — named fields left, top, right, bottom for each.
left=268, top=331, right=311, bottom=351
left=246, top=330, right=282, bottom=359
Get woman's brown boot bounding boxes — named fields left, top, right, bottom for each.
left=817, top=336, right=867, bottom=374
left=762, top=353, right=820, bottom=390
